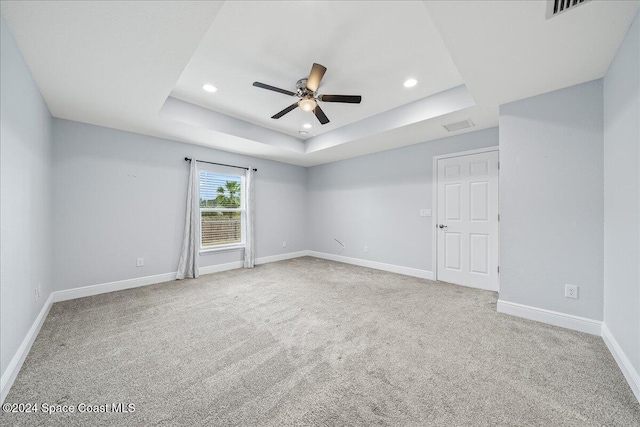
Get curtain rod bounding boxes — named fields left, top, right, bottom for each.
left=184, top=157, right=257, bottom=172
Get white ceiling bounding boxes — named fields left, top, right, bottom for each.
left=0, top=1, right=223, bottom=132
left=1, top=1, right=638, bottom=167
left=423, top=0, right=640, bottom=106
left=171, top=1, right=463, bottom=139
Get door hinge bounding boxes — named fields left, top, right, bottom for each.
left=497, top=266, right=500, bottom=273
left=498, top=214, right=500, bottom=221
left=498, top=162, right=500, bottom=170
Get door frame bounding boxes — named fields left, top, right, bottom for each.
left=431, top=145, right=500, bottom=289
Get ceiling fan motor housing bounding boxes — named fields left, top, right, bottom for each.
left=296, top=78, right=315, bottom=98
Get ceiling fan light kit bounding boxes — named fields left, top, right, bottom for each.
left=252, top=63, right=362, bottom=125
left=298, top=98, right=317, bottom=112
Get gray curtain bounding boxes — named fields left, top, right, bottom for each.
left=177, top=159, right=200, bottom=279
left=244, top=168, right=255, bottom=268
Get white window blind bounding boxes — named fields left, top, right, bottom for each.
left=199, top=171, right=245, bottom=249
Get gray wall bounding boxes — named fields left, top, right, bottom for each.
left=53, top=119, right=307, bottom=291
left=499, top=79, right=604, bottom=321
left=307, top=127, right=498, bottom=272
left=0, top=17, right=54, bottom=379
left=603, top=11, right=639, bottom=374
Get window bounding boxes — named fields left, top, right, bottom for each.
left=199, top=171, right=245, bottom=251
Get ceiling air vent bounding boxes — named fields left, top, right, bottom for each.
left=547, top=0, right=591, bottom=19
left=444, top=119, right=474, bottom=132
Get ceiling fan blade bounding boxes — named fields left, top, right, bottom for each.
left=313, top=105, right=330, bottom=125
left=253, top=82, right=296, bottom=97
left=320, top=95, right=362, bottom=104
left=306, top=63, right=327, bottom=92
left=271, top=103, right=299, bottom=119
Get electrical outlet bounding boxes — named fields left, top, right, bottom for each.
left=35, top=288, right=39, bottom=301
left=37, top=283, right=42, bottom=299
left=136, top=258, right=144, bottom=267
left=282, top=241, right=287, bottom=248
left=364, top=245, right=369, bottom=253
left=565, top=284, right=578, bottom=299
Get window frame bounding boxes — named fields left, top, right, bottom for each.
left=198, top=170, right=246, bottom=254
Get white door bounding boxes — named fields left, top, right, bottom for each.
left=436, top=150, right=499, bottom=291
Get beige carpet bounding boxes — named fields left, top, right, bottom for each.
left=2, top=257, right=639, bottom=426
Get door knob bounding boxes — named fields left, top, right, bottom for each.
left=438, top=224, right=448, bottom=229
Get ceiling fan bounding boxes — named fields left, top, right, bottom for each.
left=252, top=63, right=362, bottom=125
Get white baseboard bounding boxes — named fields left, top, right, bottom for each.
left=200, top=251, right=309, bottom=273
left=601, top=323, right=640, bottom=403
left=1, top=293, right=53, bottom=404
left=52, top=251, right=310, bottom=303
left=306, top=251, right=434, bottom=280
left=496, top=299, right=602, bottom=335
left=199, top=261, right=244, bottom=275
left=52, top=271, right=177, bottom=303
left=256, top=250, right=309, bottom=265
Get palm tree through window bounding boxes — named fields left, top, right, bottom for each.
left=199, top=171, right=245, bottom=249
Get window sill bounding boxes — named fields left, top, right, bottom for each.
left=199, top=244, right=245, bottom=255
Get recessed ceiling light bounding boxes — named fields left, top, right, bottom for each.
left=299, top=130, right=308, bottom=135
left=303, top=123, right=312, bottom=129
left=403, top=78, right=418, bottom=88
left=202, top=84, right=217, bottom=93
